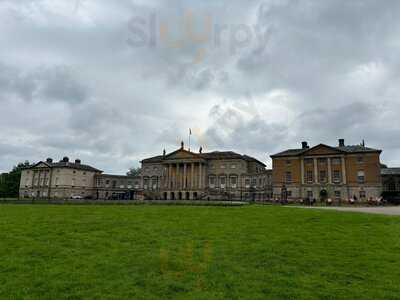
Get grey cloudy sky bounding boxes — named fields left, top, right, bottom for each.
left=1, top=0, right=400, bottom=174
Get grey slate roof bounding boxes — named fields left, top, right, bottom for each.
left=381, top=168, right=400, bottom=175
left=142, top=150, right=266, bottom=167
left=26, top=161, right=102, bottom=173
left=271, top=144, right=382, bottom=158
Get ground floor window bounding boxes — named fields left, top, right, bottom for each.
left=307, top=191, right=313, bottom=199
left=359, top=190, right=366, bottom=199
left=230, top=176, right=237, bottom=188
left=334, top=191, right=341, bottom=199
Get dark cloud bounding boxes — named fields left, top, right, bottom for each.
left=0, top=63, right=89, bottom=103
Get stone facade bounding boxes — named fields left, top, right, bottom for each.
left=94, top=174, right=143, bottom=200
left=381, top=168, right=400, bottom=201
left=271, top=139, right=383, bottom=202
left=19, top=145, right=272, bottom=201
left=140, top=144, right=272, bottom=201
left=19, top=157, right=101, bottom=199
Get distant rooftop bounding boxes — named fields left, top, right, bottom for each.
left=142, top=150, right=266, bottom=167
left=25, top=158, right=102, bottom=173
left=271, top=139, right=382, bottom=158
left=381, top=168, right=400, bottom=175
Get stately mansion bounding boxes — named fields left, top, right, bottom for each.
left=19, top=142, right=272, bottom=201
left=19, top=139, right=400, bottom=202
left=271, top=139, right=383, bottom=202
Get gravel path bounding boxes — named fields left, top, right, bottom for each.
left=289, top=206, right=400, bottom=216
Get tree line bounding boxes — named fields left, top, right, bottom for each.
left=0, top=162, right=29, bottom=198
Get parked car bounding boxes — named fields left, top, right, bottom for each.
left=71, top=195, right=83, bottom=200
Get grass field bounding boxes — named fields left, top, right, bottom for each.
left=0, top=205, right=399, bottom=299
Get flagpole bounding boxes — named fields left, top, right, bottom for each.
left=189, top=128, right=191, bottom=152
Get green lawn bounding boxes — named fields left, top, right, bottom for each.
left=0, top=205, right=399, bottom=300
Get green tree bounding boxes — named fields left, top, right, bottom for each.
left=127, top=167, right=141, bottom=177
left=0, top=162, right=29, bottom=198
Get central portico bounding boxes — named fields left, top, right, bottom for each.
left=161, top=145, right=208, bottom=200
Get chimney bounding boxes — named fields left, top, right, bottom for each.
left=181, top=141, right=184, bottom=149
left=75, top=159, right=81, bottom=164
left=199, top=146, right=203, bottom=154
left=46, top=158, right=53, bottom=163
left=339, top=139, right=345, bottom=147
left=301, top=141, right=309, bottom=149
left=62, top=156, right=69, bottom=163
left=163, top=149, right=166, bottom=157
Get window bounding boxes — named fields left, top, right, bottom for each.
left=209, top=176, right=216, bottom=187
left=152, top=178, right=157, bottom=189
left=332, top=157, right=341, bottom=165
left=153, top=167, right=158, bottom=171
left=230, top=176, right=237, bottom=188
left=286, top=160, right=292, bottom=166
left=318, top=158, right=327, bottom=165
left=334, top=191, right=341, bottom=199
left=287, top=190, right=292, bottom=197
left=359, top=190, right=366, bottom=199
left=306, top=171, right=313, bottom=183
left=245, top=178, right=250, bottom=188
left=357, top=171, right=365, bottom=184
left=251, top=178, right=257, bottom=187
left=231, top=164, right=236, bottom=169
left=220, top=164, right=226, bottom=169
left=106, top=180, right=110, bottom=185
left=307, top=191, right=313, bottom=199
left=357, top=156, right=364, bottom=163
left=112, top=180, right=116, bottom=188
left=333, top=170, right=341, bottom=183
left=83, top=172, right=86, bottom=175
left=143, top=178, right=149, bottom=189
left=388, top=182, right=396, bottom=191
left=285, top=172, right=292, bottom=183
left=319, top=170, right=327, bottom=183
left=71, top=178, right=75, bottom=186
left=220, top=177, right=226, bottom=189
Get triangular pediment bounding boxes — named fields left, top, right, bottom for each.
left=32, top=162, right=51, bottom=169
left=302, top=144, right=345, bottom=156
left=164, top=149, right=201, bottom=160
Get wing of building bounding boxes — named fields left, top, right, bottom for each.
left=19, top=157, right=102, bottom=199
left=270, top=139, right=382, bottom=201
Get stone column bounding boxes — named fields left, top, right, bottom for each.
left=314, top=158, right=318, bottom=184
left=167, top=164, right=171, bottom=189
left=176, top=163, right=180, bottom=189
left=341, top=157, right=347, bottom=184
left=191, top=163, right=195, bottom=189
left=327, top=158, right=332, bottom=184
left=199, top=163, right=202, bottom=189
left=301, top=158, right=305, bottom=185
left=183, top=163, right=187, bottom=189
